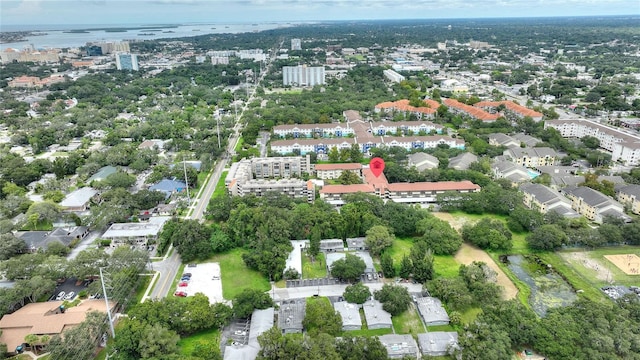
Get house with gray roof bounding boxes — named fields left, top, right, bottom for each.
left=346, top=237, right=367, bottom=251
left=562, top=186, right=630, bottom=223
left=278, top=299, right=305, bottom=334
left=378, top=334, right=419, bottom=359
left=512, top=133, right=542, bottom=147
left=616, top=184, right=640, bottom=215
left=87, top=166, right=117, bottom=183
left=149, top=178, right=187, bottom=199
left=488, top=133, right=518, bottom=147
left=416, top=297, right=449, bottom=326
left=519, top=183, right=579, bottom=218
left=59, top=187, right=98, bottom=212
left=223, top=307, right=274, bottom=360
left=407, top=152, right=439, bottom=171
left=333, top=301, right=361, bottom=331
left=417, top=332, right=460, bottom=357
left=448, top=152, right=478, bottom=170
left=491, top=160, right=532, bottom=184
left=102, top=216, right=171, bottom=248
left=320, top=239, right=344, bottom=252
left=363, top=299, right=392, bottom=329
left=550, top=174, right=586, bottom=189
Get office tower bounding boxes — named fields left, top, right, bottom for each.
left=116, top=53, right=139, bottom=71
left=291, top=38, right=302, bottom=51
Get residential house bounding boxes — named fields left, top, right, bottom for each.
left=346, top=237, right=367, bottom=251
left=562, top=186, right=630, bottom=223
left=416, top=297, right=449, bottom=326
left=407, top=152, right=439, bottom=171
left=149, top=179, right=187, bottom=199
left=278, top=299, right=305, bottom=334
left=616, top=184, right=640, bottom=215
left=320, top=239, right=344, bottom=252
left=378, top=334, right=419, bottom=359
left=333, top=302, right=362, bottom=331
left=417, top=332, right=460, bottom=357
left=87, top=166, right=117, bottom=183
left=448, top=152, right=478, bottom=170
left=362, top=300, right=392, bottom=329
left=491, top=160, right=533, bottom=184
left=59, top=187, right=98, bottom=212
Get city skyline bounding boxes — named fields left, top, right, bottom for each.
left=2, top=0, right=639, bottom=27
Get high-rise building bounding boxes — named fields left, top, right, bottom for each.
left=86, top=45, right=103, bottom=57
left=282, top=65, right=325, bottom=87
left=291, top=38, right=302, bottom=51
left=115, top=53, right=139, bottom=71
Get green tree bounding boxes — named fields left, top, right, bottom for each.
left=336, top=335, right=388, bottom=360
left=139, top=323, right=180, bottom=359
left=343, top=282, right=371, bottom=304
left=398, top=254, right=412, bottom=279
left=526, top=224, right=568, bottom=251
left=0, top=233, right=26, bottom=260
left=380, top=252, right=395, bottom=278
left=416, top=216, right=462, bottom=255
left=328, top=147, right=340, bottom=162
left=232, top=288, right=275, bottom=319
left=461, top=218, right=513, bottom=251
left=410, top=243, right=434, bottom=284
left=330, top=254, right=366, bottom=282
left=364, top=225, right=394, bottom=256
left=374, top=284, right=412, bottom=316
left=167, top=219, right=213, bottom=262
left=338, top=170, right=363, bottom=185
left=303, top=297, right=343, bottom=336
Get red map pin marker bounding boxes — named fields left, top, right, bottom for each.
left=369, top=157, right=385, bottom=178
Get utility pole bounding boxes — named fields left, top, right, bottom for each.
left=183, top=159, right=191, bottom=206
left=99, top=267, right=116, bottom=338
left=215, top=112, right=221, bottom=150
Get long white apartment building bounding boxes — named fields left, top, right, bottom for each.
left=544, top=119, right=640, bottom=165
left=282, top=65, right=326, bottom=86
left=273, top=120, right=443, bottom=138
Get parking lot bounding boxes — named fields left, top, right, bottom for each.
left=48, top=278, right=92, bottom=302
left=177, top=262, right=224, bottom=303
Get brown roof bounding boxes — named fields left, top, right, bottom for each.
left=315, top=163, right=363, bottom=171
left=443, top=98, right=499, bottom=121
left=319, top=184, right=374, bottom=194
left=386, top=180, right=480, bottom=192
left=375, top=99, right=440, bottom=115
left=363, top=168, right=389, bottom=189
left=0, top=300, right=113, bottom=351
left=474, top=100, right=542, bottom=118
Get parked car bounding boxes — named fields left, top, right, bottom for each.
left=174, top=291, right=187, bottom=297
left=180, top=276, right=191, bottom=281
left=64, top=292, right=75, bottom=300
left=55, top=291, right=65, bottom=301
left=178, top=281, right=189, bottom=287
left=182, top=273, right=192, bottom=277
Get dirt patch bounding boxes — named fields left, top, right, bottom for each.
left=454, top=243, right=519, bottom=300
left=560, top=252, right=613, bottom=282
left=433, top=212, right=478, bottom=232
left=604, top=254, right=640, bottom=275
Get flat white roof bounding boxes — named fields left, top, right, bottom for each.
left=60, top=187, right=97, bottom=208
left=102, top=216, right=171, bottom=238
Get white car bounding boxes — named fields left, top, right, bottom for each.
left=64, top=292, right=75, bottom=301
left=55, top=291, right=65, bottom=301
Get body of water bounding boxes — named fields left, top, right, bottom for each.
left=507, top=255, right=576, bottom=317
left=1, top=22, right=292, bottom=50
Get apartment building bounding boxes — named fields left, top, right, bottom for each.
left=519, top=183, right=579, bottom=218
left=115, top=53, right=139, bottom=71
left=374, top=99, right=440, bottom=120
left=544, top=119, right=640, bottom=165
left=443, top=98, right=499, bottom=122
left=273, top=123, right=354, bottom=138
left=383, top=69, right=406, bottom=83
left=291, top=38, right=302, bottom=50
left=561, top=186, right=629, bottom=223
left=315, top=163, right=363, bottom=180
left=615, top=184, right=640, bottom=215
left=474, top=100, right=543, bottom=121
left=503, top=147, right=559, bottom=167
left=282, top=65, right=326, bottom=86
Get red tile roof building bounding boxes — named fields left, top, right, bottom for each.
left=375, top=99, right=441, bottom=119
left=474, top=100, right=543, bottom=121
left=443, top=98, right=500, bottom=122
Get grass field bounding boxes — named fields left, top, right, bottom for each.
left=459, top=307, right=482, bottom=324
left=302, top=252, right=327, bottom=279
left=392, top=304, right=426, bottom=335
left=177, top=328, right=220, bottom=357
left=211, top=171, right=228, bottom=200
left=347, top=327, right=393, bottom=336
left=207, top=249, right=270, bottom=299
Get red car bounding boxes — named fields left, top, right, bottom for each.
left=174, top=291, right=187, bottom=297
left=178, top=281, right=189, bottom=287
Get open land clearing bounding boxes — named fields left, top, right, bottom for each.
left=454, top=243, right=519, bottom=300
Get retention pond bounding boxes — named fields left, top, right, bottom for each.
left=506, top=255, right=577, bottom=317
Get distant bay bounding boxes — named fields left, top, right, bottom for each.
left=0, top=22, right=292, bottom=50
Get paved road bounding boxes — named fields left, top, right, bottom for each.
left=146, top=40, right=282, bottom=301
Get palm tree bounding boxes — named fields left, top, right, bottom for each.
left=24, top=334, right=38, bottom=353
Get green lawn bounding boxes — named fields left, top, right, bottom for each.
left=427, top=324, right=456, bottom=332
left=211, top=171, right=228, bottom=200
left=177, top=328, right=220, bottom=357
left=578, top=246, right=640, bottom=286
left=392, top=304, right=425, bottom=335
left=207, top=249, right=270, bottom=300
left=538, top=252, right=606, bottom=303
left=134, top=275, right=152, bottom=304
left=347, top=328, right=393, bottom=336
left=459, top=307, right=482, bottom=325
left=234, top=137, right=244, bottom=152
left=302, top=252, right=327, bottom=279
left=388, top=237, right=459, bottom=278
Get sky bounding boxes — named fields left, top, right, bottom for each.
left=1, top=0, right=639, bottom=26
